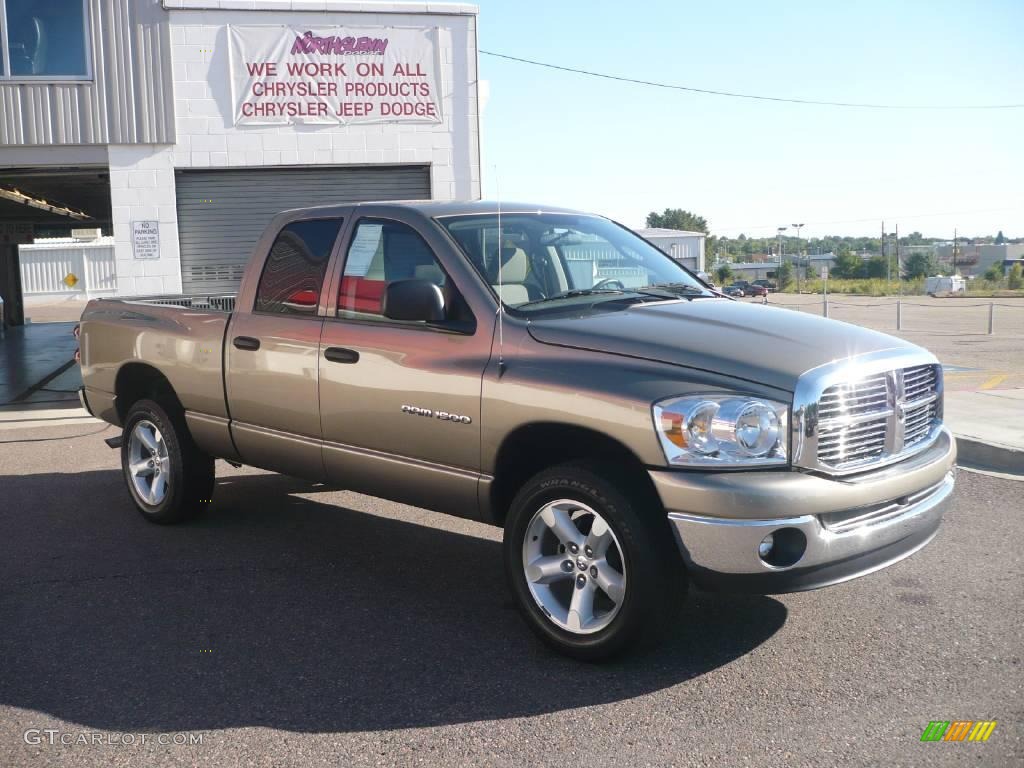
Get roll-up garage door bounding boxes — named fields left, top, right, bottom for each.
left=175, top=165, right=430, bottom=294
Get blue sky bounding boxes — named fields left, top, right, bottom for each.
left=474, top=0, right=1024, bottom=238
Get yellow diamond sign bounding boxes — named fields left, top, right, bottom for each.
left=63, top=273, right=78, bottom=288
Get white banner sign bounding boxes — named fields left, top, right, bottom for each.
left=228, top=25, right=442, bottom=126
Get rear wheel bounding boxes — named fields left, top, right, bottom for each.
left=504, top=462, right=686, bottom=660
left=121, top=399, right=214, bottom=524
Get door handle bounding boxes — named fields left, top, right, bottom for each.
left=233, top=336, right=261, bottom=351
left=324, top=346, right=359, bottom=364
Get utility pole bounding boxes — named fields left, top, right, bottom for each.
left=952, top=228, right=958, bottom=275
left=882, top=221, right=888, bottom=285
left=896, top=223, right=901, bottom=296
left=792, top=223, right=804, bottom=292
left=775, top=227, right=787, bottom=287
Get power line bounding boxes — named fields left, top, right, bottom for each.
left=715, top=205, right=1023, bottom=233
left=480, top=50, right=1024, bottom=111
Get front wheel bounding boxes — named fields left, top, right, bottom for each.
left=503, top=463, right=686, bottom=660
left=121, top=399, right=215, bottom=524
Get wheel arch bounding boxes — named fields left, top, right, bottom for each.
left=488, top=421, right=663, bottom=526
left=114, top=363, right=185, bottom=424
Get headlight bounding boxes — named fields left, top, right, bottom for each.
left=653, top=394, right=789, bottom=467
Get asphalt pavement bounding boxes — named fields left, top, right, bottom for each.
left=0, top=421, right=1021, bottom=767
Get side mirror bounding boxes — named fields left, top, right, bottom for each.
left=382, top=279, right=446, bottom=323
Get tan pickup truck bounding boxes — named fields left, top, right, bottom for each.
left=79, top=201, right=956, bottom=659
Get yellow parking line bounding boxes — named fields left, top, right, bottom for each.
left=980, top=374, right=1009, bottom=390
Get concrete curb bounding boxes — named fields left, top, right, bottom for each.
left=955, top=435, right=1024, bottom=477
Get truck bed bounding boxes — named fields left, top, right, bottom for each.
left=79, top=294, right=236, bottom=425
left=111, top=293, right=238, bottom=313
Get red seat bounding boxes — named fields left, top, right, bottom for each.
left=339, top=276, right=386, bottom=314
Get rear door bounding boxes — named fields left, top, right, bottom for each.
left=225, top=216, right=345, bottom=479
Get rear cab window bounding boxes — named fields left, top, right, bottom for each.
left=254, top=219, right=343, bottom=315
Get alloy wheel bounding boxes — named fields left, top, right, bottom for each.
left=127, top=419, right=170, bottom=506
left=522, top=499, right=627, bottom=634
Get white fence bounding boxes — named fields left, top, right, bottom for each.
left=18, top=237, right=117, bottom=299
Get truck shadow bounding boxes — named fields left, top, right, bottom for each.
left=0, top=468, right=787, bottom=733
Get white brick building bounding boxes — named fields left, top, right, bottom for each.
left=0, top=0, right=480, bottom=319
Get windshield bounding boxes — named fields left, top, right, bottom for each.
left=436, top=212, right=710, bottom=311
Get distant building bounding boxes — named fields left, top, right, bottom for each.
left=634, top=228, right=706, bottom=272
left=715, top=261, right=780, bottom=281
left=709, top=252, right=836, bottom=282
left=806, top=252, right=837, bottom=272
left=934, top=243, right=1024, bottom=276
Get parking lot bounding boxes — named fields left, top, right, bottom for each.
left=1, top=417, right=1021, bottom=767
left=760, top=294, right=1024, bottom=376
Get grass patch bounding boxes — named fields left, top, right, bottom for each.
left=778, top=278, right=1024, bottom=298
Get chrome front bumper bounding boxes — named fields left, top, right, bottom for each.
left=650, top=427, right=957, bottom=593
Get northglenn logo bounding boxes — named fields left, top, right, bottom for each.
left=291, top=31, right=388, bottom=56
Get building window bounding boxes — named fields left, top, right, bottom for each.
left=254, top=219, right=343, bottom=316
left=0, top=0, right=91, bottom=79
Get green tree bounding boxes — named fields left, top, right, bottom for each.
left=805, top=262, right=818, bottom=279
left=715, top=263, right=733, bottom=284
left=995, top=230, right=1006, bottom=245
left=984, top=264, right=1004, bottom=282
left=832, top=251, right=864, bottom=279
left=1009, top=263, right=1023, bottom=289
left=904, top=252, right=938, bottom=279
left=776, top=261, right=794, bottom=290
left=864, top=256, right=888, bottom=279
left=645, top=208, right=709, bottom=234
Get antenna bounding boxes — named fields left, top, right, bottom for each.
left=495, top=168, right=505, bottom=374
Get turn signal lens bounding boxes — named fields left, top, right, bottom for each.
left=660, top=411, right=686, bottom=448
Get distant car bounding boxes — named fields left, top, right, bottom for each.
left=729, top=280, right=767, bottom=297
left=752, top=279, right=777, bottom=292
left=743, top=284, right=768, bottom=298
left=724, top=285, right=745, bottom=297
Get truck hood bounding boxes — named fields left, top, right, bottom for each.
left=526, top=298, right=918, bottom=392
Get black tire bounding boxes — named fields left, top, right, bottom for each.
left=120, top=398, right=214, bottom=524
left=503, top=462, right=687, bottom=661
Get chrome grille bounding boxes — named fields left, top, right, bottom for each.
left=903, top=364, right=937, bottom=402
left=816, top=372, right=890, bottom=467
left=817, top=419, right=887, bottom=465
left=904, top=400, right=938, bottom=447
left=818, top=372, right=889, bottom=420
left=799, top=359, right=943, bottom=474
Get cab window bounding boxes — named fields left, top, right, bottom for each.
left=254, top=219, right=342, bottom=315
left=337, top=219, right=473, bottom=329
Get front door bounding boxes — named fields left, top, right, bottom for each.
left=226, top=216, right=345, bottom=479
left=318, top=214, right=491, bottom=518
